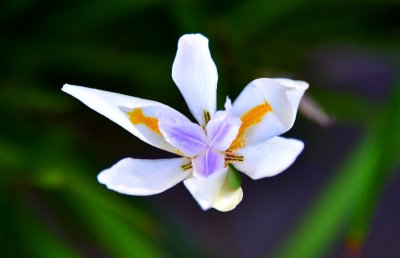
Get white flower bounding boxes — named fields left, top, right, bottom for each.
left=62, top=34, right=308, bottom=212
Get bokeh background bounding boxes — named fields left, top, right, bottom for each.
left=1, top=0, right=399, bottom=257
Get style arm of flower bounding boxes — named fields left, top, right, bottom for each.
left=62, top=33, right=308, bottom=212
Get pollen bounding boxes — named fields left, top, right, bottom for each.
left=229, top=100, right=272, bottom=150
left=128, top=108, right=161, bottom=134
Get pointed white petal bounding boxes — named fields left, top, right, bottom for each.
left=213, top=187, right=243, bottom=212
left=231, top=78, right=308, bottom=149
left=273, top=78, right=309, bottom=111
left=62, top=84, right=180, bottom=153
left=233, top=136, right=304, bottom=180
left=172, top=34, right=218, bottom=126
left=97, top=157, right=191, bottom=195
left=183, top=168, right=228, bottom=210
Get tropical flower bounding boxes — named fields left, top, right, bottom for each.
left=62, top=34, right=308, bottom=211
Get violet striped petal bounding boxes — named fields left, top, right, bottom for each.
left=158, top=110, right=208, bottom=157
left=206, top=99, right=241, bottom=151
left=192, top=149, right=225, bottom=177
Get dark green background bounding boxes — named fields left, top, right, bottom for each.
left=1, top=0, right=399, bottom=257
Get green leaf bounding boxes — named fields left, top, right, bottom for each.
left=62, top=171, right=169, bottom=258
left=15, top=198, right=83, bottom=258
left=226, top=0, right=308, bottom=46
left=346, top=75, right=400, bottom=252
left=274, top=76, right=400, bottom=258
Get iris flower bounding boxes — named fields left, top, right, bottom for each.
left=62, top=34, right=308, bottom=211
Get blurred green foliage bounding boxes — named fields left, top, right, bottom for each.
left=0, top=0, right=399, bottom=257
left=277, top=80, right=400, bottom=258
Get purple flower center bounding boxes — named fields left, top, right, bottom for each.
left=158, top=107, right=241, bottom=177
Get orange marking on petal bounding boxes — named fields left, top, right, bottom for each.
left=229, top=100, right=272, bottom=150
left=128, top=108, right=161, bottom=134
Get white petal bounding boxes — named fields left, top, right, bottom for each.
left=231, top=78, right=308, bottom=148
left=233, top=136, right=304, bottom=179
left=183, top=168, right=228, bottom=210
left=62, top=84, right=180, bottom=153
left=213, top=187, right=243, bottom=212
left=172, top=34, right=218, bottom=126
left=98, top=157, right=191, bottom=195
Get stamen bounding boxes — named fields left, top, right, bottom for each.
left=128, top=108, right=161, bottom=134
left=204, top=110, right=211, bottom=124
left=229, top=100, right=272, bottom=150
left=224, top=151, right=244, bottom=163
left=181, top=162, right=193, bottom=171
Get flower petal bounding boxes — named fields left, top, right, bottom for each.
left=206, top=98, right=242, bottom=151
left=97, top=157, right=191, bottom=195
left=62, top=84, right=180, bottom=153
left=214, top=187, right=243, bottom=212
left=192, top=149, right=225, bottom=177
left=233, top=136, right=304, bottom=180
left=230, top=78, right=308, bottom=149
left=172, top=34, right=218, bottom=126
left=158, top=109, right=208, bottom=157
left=183, top=168, right=228, bottom=210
